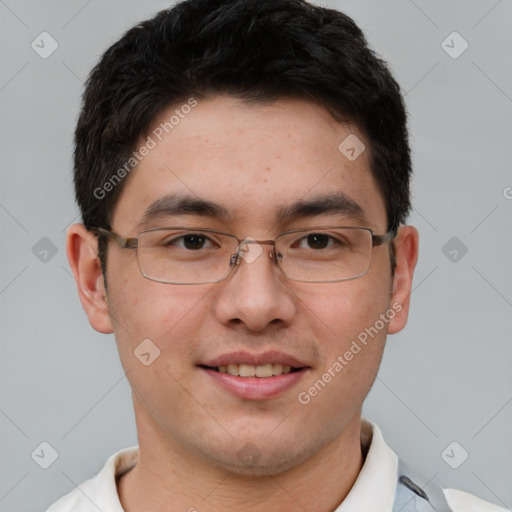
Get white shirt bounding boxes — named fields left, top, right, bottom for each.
left=45, top=418, right=509, bottom=512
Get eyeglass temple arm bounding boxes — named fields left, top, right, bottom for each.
left=372, top=228, right=398, bottom=246
left=94, top=228, right=138, bottom=249
left=94, top=227, right=396, bottom=250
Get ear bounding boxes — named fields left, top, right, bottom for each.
left=387, top=225, right=419, bottom=335
left=66, top=224, right=113, bottom=334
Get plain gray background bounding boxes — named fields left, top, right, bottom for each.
left=1, top=1, right=511, bottom=511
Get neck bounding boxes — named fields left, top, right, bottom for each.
left=118, top=410, right=365, bottom=512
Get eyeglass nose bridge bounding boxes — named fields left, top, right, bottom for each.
left=229, top=238, right=277, bottom=267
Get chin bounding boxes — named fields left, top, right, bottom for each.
left=204, top=438, right=316, bottom=477
left=215, top=454, right=303, bottom=477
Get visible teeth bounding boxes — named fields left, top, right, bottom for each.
left=272, top=363, right=283, bottom=375
left=239, top=364, right=256, bottom=377
left=255, top=364, right=273, bottom=378
left=227, top=364, right=239, bottom=375
left=216, top=363, right=295, bottom=377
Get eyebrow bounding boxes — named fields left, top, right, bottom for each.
left=139, top=191, right=368, bottom=227
left=275, top=192, right=368, bottom=225
left=139, top=194, right=232, bottom=226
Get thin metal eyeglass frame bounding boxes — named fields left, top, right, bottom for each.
left=94, top=226, right=397, bottom=284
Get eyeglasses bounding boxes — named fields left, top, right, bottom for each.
left=96, top=226, right=396, bottom=285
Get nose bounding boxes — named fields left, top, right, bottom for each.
left=213, top=240, right=297, bottom=332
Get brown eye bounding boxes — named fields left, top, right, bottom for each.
left=182, top=234, right=207, bottom=250
left=162, top=233, right=215, bottom=250
left=306, top=233, right=330, bottom=249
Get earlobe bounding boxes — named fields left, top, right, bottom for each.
left=387, top=225, right=419, bottom=335
left=66, top=224, right=113, bottom=334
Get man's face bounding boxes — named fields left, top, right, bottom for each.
left=101, top=96, right=407, bottom=474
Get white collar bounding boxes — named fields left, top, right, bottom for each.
left=334, top=418, right=398, bottom=511
left=47, top=417, right=399, bottom=511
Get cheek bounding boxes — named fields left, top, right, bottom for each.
left=297, top=277, right=391, bottom=402
left=107, top=282, right=207, bottom=419
left=106, top=277, right=208, bottom=371
left=299, top=279, right=389, bottom=350
left=295, top=283, right=390, bottom=423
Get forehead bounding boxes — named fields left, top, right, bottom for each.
left=111, top=95, right=387, bottom=234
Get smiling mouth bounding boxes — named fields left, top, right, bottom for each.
left=200, top=363, right=303, bottom=377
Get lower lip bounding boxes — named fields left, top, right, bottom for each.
left=201, top=367, right=308, bottom=400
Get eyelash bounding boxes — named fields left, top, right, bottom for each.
left=161, top=232, right=344, bottom=250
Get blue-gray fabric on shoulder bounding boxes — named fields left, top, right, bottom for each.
left=392, top=459, right=452, bottom=512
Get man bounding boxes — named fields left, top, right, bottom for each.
left=46, top=0, right=508, bottom=510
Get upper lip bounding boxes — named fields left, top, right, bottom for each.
left=201, top=351, right=309, bottom=369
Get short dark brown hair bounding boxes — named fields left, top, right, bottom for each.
left=74, top=0, right=411, bottom=275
